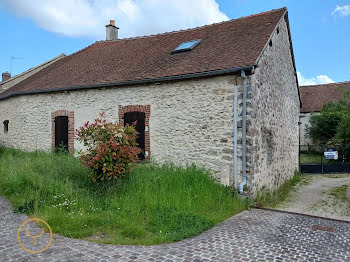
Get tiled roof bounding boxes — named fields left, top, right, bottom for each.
left=1, top=8, right=286, bottom=98
left=0, top=54, right=66, bottom=93
left=300, top=81, right=350, bottom=113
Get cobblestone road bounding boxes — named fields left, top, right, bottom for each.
left=1, top=197, right=350, bottom=261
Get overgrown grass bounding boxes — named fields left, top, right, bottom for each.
left=328, top=185, right=350, bottom=203
left=300, top=153, right=338, bottom=165
left=255, top=170, right=310, bottom=208
left=0, top=147, right=246, bottom=245
left=300, top=153, right=322, bottom=164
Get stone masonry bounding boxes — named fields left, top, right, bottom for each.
left=247, top=14, right=300, bottom=193
left=0, top=75, right=242, bottom=183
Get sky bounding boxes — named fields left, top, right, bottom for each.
left=0, top=0, right=349, bottom=86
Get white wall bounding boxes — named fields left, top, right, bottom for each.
left=300, top=112, right=319, bottom=147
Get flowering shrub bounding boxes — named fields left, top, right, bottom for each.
left=76, top=113, right=140, bottom=182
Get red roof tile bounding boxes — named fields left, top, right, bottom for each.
left=1, top=8, right=286, bottom=98
left=300, top=81, right=350, bottom=113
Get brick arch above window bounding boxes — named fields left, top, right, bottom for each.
left=118, top=105, right=150, bottom=159
left=51, top=110, right=74, bottom=153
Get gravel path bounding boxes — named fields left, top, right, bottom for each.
left=1, top=196, right=350, bottom=261
left=276, top=174, right=350, bottom=221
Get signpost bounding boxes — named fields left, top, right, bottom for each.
left=324, top=148, right=338, bottom=160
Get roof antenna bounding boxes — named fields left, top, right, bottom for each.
left=10, top=56, right=24, bottom=75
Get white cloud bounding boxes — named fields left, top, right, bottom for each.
left=331, top=4, right=350, bottom=17
left=1, top=0, right=228, bottom=39
left=297, top=71, right=335, bottom=86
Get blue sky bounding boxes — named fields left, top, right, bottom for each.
left=0, top=0, right=349, bottom=85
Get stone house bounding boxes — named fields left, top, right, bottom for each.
left=0, top=8, right=300, bottom=194
left=300, top=81, right=350, bottom=148
left=0, top=54, right=66, bottom=93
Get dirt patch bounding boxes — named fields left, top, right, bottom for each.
left=275, top=174, right=350, bottom=221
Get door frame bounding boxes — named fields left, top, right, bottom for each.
left=54, top=116, right=69, bottom=150
left=51, top=110, right=74, bottom=153
left=118, top=105, right=150, bottom=159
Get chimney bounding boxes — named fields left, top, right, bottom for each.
left=105, top=20, right=119, bottom=41
left=2, top=72, right=11, bottom=82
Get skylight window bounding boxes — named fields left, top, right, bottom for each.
left=171, top=39, right=202, bottom=54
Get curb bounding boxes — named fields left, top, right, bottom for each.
left=255, top=207, right=350, bottom=225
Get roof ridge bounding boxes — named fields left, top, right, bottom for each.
left=301, top=81, right=350, bottom=88
left=0, top=7, right=287, bottom=100
left=94, top=7, right=287, bottom=43
left=0, top=54, right=66, bottom=85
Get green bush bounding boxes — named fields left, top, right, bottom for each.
left=76, top=112, right=140, bottom=182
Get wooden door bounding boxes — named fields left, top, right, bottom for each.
left=55, top=116, right=69, bottom=150
left=124, top=112, right=146, bottom=160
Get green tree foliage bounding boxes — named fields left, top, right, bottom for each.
left=335, top=114, right=350, bottom=144
left=307, top=100, right=349, bottom=142
left=307, top=97, right=350, bottom=145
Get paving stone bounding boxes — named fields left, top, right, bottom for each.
left=1, top=197, right=350, bottom=261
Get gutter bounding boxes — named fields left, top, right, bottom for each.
left=0, top=65, right=254, bottom=101
left=233, top=80, right=238, bottom=190
left=239, top=70, right=248, bottom=194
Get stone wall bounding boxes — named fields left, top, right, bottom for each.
left=0, top=98, right=23, bottom=149
left=300, top=112, right=320, bottom=148
left=0, top=75, right=241, bottom=182
left=246, top=15, right=300, bottom=193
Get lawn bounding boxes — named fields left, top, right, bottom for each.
left=300, top=153, right=333, bottom=164
left=0, top=147, right=246, bottom=245
left=300, top=153, right=324, bottom=164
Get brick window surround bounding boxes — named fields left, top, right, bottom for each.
left=118, top=105, right=150, bottom=159
left=51, top=110, right=74, bottom=153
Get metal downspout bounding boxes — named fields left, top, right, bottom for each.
left=239, top=70, right=247, bottom=194
left=233, top=82, right=238, bottom=190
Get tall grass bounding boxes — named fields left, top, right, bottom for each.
left=255, top=170, right=310, bottom=208
left=0, top=146, right=246, bottom=245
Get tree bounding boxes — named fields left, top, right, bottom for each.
left=307, top=97, right=350, bottom=145
left=335, top=114, right=350, bottom=144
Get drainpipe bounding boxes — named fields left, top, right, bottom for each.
left=233, top=81, right=238, bottom=190
left=239, top=70, right=247, bottom=194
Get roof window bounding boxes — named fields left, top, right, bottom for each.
left=171, top=39, right=202, bottom=54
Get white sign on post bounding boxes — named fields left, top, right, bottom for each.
left=324, top=148, right=338, bottom=160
